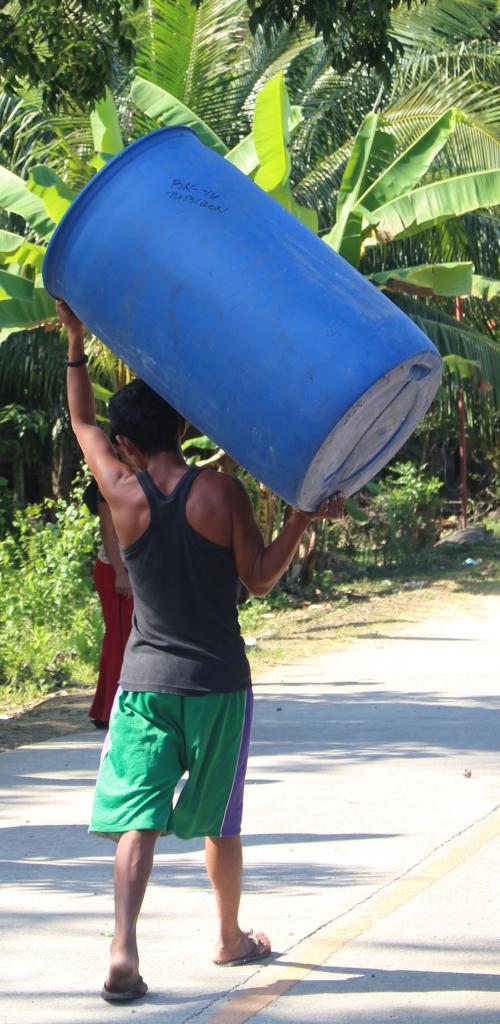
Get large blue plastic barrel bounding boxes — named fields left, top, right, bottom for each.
left=43, top=127, right=441, bottom=508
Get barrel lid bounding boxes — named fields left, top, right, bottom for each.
left=298, top=350, right=442, bottom=508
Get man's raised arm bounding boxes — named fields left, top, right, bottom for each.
left=229, top=476, right=344, bottom=597
left=59, top=300, right=128, bottom=501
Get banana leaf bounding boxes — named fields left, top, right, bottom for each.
left=254, top=72, right=291, bottom=192
left=90, top=88, right=124, bottom=161
left=325, top=112, right=379, bottom=258
left=366, top=169, right=500, bottom=240
left=471, top=276, right=500, bottom=301
left=362, top=109, right=461, bottom=214
left=253, top=74, right=318, bottom=231
left=0, top=269, right=35, bottom=301
left=0, top=289, right=56, bottom=330
left=225, top=134, right=259, bottom=175
left=325, top=108, right=461, bottom=261
left=0, top=166, right=55, bottom=239
left=226, top=106, right=303, bottom=176
left=0, top=238, right=46, bottom=272
left=0, top=229, right=26, bottom=254
left=371, top=262, right=474, bottom=298
left=130, top=76, right=227, bottom=154
left=270, top=184, right=319, bottom=232
left=26, top=166, right=75, bottom=224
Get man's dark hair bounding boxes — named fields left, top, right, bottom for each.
left=108, top=379, right=183, bottom=455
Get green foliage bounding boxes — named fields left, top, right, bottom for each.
left=244, top=0, right=422, bottom=81
left=130, top=77, right=228, bottom=153
left=0, top=403, right=49, bottom=457
left=442, top=353, right=481, bottom=382
left=27, top=165, right=75, bottom=223
left=0, top=1, right=142, bottom=112
left=370, top=261, right=474, bottom=298
left=90, top=88, right=125, bottom=160
left=393, top=294, right=500, bottom=407
left=3, top=0, right=484, bottom=118
left=181, top=434, right=219, bottom=466
left=344, top=497, right=370, bottom=524
left=323, top=105, right=500, bottom=267
left=0, top=480, right=102, bottom=695
left=0, top=164, right=55, bottom=238
left=331, top=460, right=443, bottom=565
left=252, top=72, right=318, bottom=229
left=369, top=461, right=443, bottom=557
left=0, top=0, right=499, bottom=507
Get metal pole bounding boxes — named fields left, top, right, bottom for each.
left=455, top=296, right=468, bottom=529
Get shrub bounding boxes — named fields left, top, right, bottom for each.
left=0, top=480, right=101, bottom=697
left=321, top=460, right=443, bottom=570
left=369, top=461, right=443, bottom=560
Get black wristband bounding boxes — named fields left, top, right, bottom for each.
left=64, top=354, right=88, bottom=367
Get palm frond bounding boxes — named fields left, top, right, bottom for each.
left=382, top=72, right=500, bottom=156
left=461, top=212, right=500, bottom=279
left=301, top=66, right=500, bottom=237
left=182, top=0, right=250, bottom=112
left=208, top=26, right=317, bottom=146
left=290, top=64, right=380, bottom=176
left=0, top=89, right=96, bottom=191
left=136, top=0, right=197, bottom=99
left=362, top=216, right=468, bottom=272
left=294, top=143, right=351, bottom=227
left=0, top=328, right=65, bottom=418
left=135, top=0, right=250, bottom=143
left=390, top=0, right=500, bottom=55
left=394, top=40, right=500, bottom=95
left=393, top=293, right=500, bottom=404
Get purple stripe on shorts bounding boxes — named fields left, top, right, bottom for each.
left=220, top=689, right=254, bottom=836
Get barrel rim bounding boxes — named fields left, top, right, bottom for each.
left=42, top=126, right=198, bottom=297
left=297, top=350, right=442, bottom=507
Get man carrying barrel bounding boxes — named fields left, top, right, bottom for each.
left=59, top=298, right=345, bottom=1003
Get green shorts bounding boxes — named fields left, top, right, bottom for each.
left=90, top=687, right=253, bottom=841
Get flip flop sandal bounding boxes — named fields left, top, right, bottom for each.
left=100, top=980, right=148, bottom=1002
left=214, top=937, right=272, bottom=967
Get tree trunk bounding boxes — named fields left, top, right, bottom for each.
left=38, top=459, right=55, bottom=501
left=255, top=483, right=276, bottom=546
left=52, top=432, right=79, bottom=498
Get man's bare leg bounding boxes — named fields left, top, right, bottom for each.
left=205, top=835, right=270, bottom=964
left=106, top=829, right=160, bottom=993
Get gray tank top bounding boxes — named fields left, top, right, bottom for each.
left=119, top=467, right=251, bottom=695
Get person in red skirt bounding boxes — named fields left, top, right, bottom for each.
left=89, top=490, right=134, bottom=727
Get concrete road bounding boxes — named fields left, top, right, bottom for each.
left=1, top=593, right=499, bottom=1024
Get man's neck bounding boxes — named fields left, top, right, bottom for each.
left=143, top=449, right=187, bottom=476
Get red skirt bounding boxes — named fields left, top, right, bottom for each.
left=89, top=559, right=133, bottom=724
